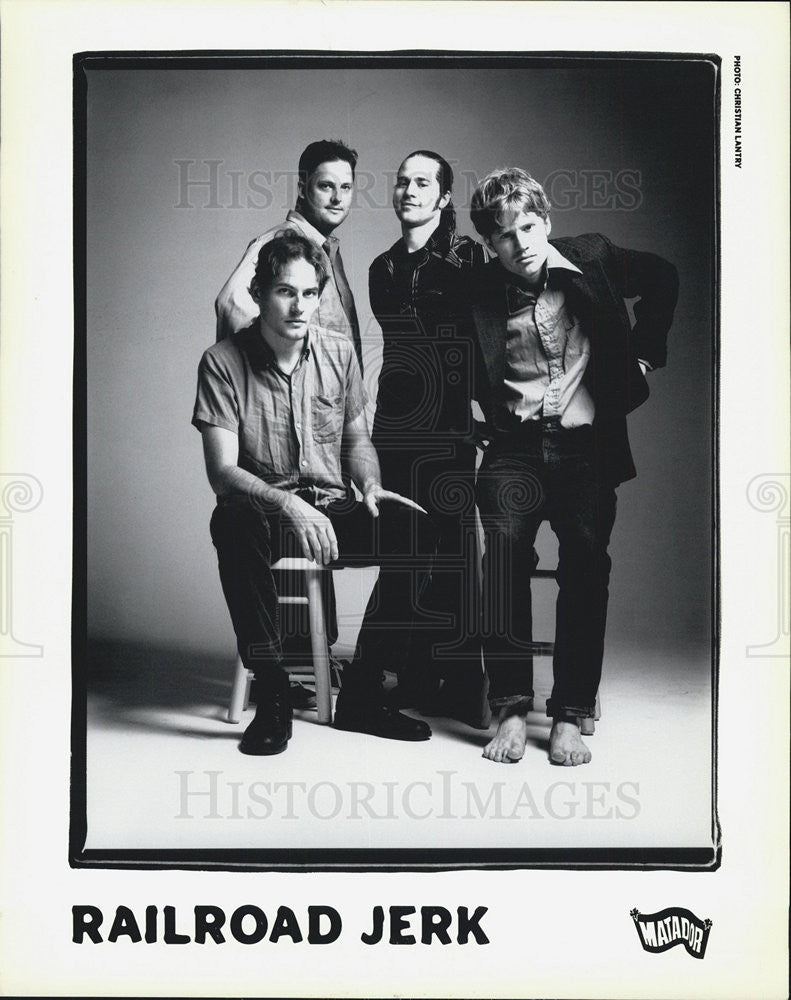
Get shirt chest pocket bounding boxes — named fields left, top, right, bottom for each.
left=311, top=393, right=344, bottom=443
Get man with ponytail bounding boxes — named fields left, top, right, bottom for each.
left=367, top=151, right=490, bottom=727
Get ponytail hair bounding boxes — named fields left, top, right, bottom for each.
left=403, top=149, right=456, bottom=237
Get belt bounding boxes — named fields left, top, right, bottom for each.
left=510, top=416, right=593, bottom=438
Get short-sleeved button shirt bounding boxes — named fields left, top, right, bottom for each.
left=192, top=322, right=366, bottom=504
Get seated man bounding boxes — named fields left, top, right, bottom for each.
left=468, top=168, right=678, bottom=766
left=193, top=231, right=434, bottom=755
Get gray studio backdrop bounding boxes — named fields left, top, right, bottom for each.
left=85, top=61, right=715, bottom=668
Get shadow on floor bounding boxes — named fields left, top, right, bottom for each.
left=82, top=638, right=503, bottom=744
left=84, top=637, right=238, bottom=725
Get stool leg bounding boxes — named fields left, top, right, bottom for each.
left=228, top=654, right=250, bottom=724
left=305, top=567, right=332, bottom=724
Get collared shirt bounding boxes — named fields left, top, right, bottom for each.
left=192, top=323, right=366, bottom=504
left=320, top=233, right=360, bottom=358
left=503, top=244, right=595, bottom=428
left=215, top=210, right=362, bottom=370
left=372, top=224, right=489, bottom=313
left=369, top=225, right=488, bottom=439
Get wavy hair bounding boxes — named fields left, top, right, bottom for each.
left=470, top=167, right=551, bottom=239
left=250, top=230, right=330, bottom=299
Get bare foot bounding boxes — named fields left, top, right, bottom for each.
left=549, top=720, right=592, bottom=766
left=482, top=699, right=530, bottom=763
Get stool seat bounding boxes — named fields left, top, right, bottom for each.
left=227, top=557, right=334, bottom=725
left=267, top=557, right=320, bottom=571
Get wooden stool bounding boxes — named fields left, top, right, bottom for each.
left=227, top=558, right=333, bottom=725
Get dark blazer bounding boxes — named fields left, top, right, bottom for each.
left=469, top=232, right=679, bottom=483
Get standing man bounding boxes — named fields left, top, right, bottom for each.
left=215, top=139, right=362, bottom=372
left=368, top=150, right=489, bottom=726
left=195, top=232, right=434, bottom=755
left=468, top=168, right=678, bottom=766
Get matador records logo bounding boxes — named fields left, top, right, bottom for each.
left=630, top=907, right=712, bottom=959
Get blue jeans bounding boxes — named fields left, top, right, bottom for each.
left=476, top=418, right=617, bottom=719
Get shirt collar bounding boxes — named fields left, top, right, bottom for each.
left=426, top=223, right=454, bottom=258
left=286, top=209, right=333, bottom=251
left=502, top=243, right=582, bottom=309
left=241, top=320, right=311, bottom=371
left=391, top=221, right=455, bottom=262
left=545, top=243, right=582, bottom=276
left=500, top=243, right=582, bottom=294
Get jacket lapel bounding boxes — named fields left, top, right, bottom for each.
left=552, top=242, right=619, bottom=343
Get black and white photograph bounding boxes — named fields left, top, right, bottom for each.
left=72, top=52, right=717, bottom=865
left=0, top=2, right=788, bottom=998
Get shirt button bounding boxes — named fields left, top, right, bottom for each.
left=301, top=460, right=308, bottom=467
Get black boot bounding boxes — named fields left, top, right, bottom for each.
left=239, top=690, right=293, bottom=756
left=333, top=668, right=431, bottom=742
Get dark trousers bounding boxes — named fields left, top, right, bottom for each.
left=476, top=419, right=617, bottom=718
left=375, top=444, right=482, bottom=700
left=210, top=496, right=436, bottom=697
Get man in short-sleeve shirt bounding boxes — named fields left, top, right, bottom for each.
left=194, top=321, right=364, bottom=500
left=194, top=232, right=434, bottom=755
